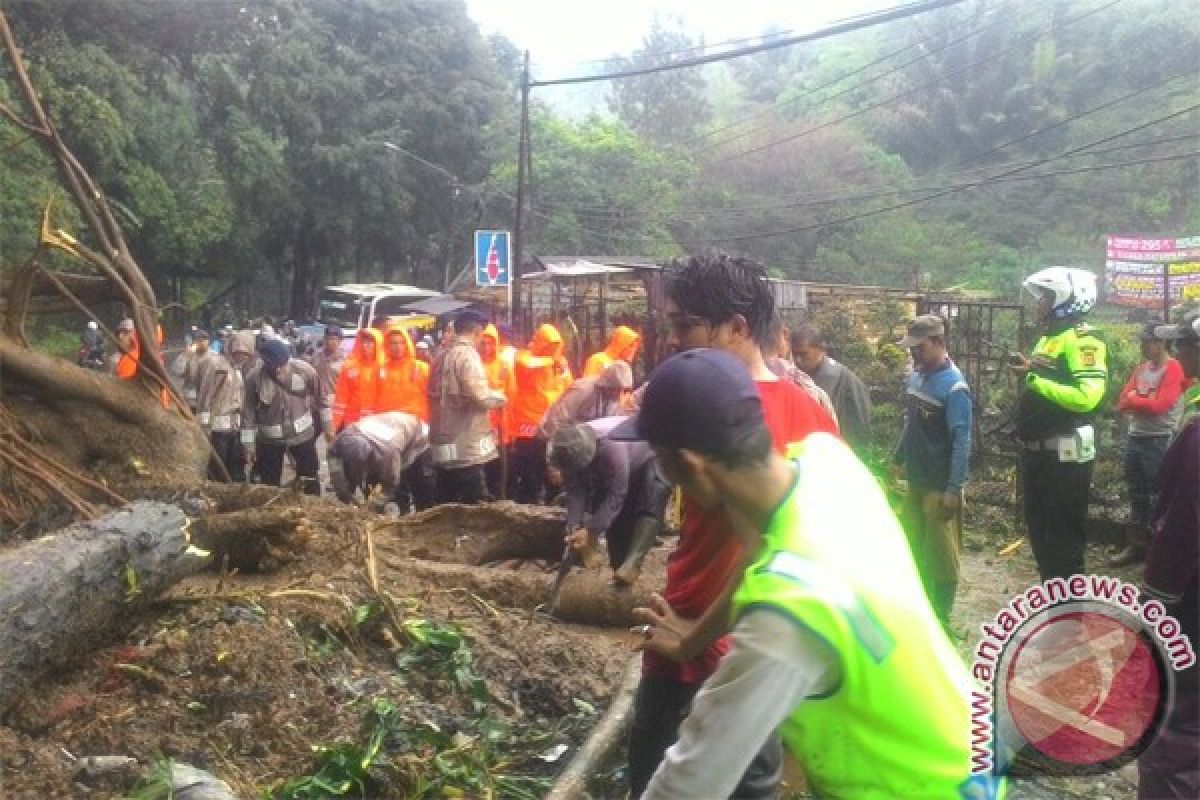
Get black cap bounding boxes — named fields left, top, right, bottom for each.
left=324, top=325, right=344, bottom=338
left=610, top=349, right=762, bottom=453
left=454, top=309, right=489, bottom=331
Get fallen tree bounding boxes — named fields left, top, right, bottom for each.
left=0, top=502, right=207, bottom=713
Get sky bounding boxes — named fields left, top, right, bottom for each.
left=466, top=0, right=897, bottom=110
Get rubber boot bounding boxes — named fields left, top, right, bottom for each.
left=1108, top=526, right=1149, bottom=567
left=614, top=517, right=660, bottom=587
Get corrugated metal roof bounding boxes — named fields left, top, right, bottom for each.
left=401, top=295, right=474, bottom=315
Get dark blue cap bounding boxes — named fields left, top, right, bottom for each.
left=259, top=337, right=291, bottom=368
left=324, top=325, right=344, bottom=338
left=610, top=348, right=762, bottom=453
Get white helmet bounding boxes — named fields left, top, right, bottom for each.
left=86, top=320, right=98, bottom=330
left=1023, top=266, right=1097, bottom=319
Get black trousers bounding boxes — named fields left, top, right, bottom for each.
left=484, top=456, right=504, bottom=500
left=258, top=437, right=321, bottom=495
left=209, top=431, right=244, bottom=482
left=508, top=437, right=546, bottom=504
left=605, top=460, right=672, bottom=569
left=1021, top=450, right=1093, bottom=581
left=436, top=463, right=487, bottom=504
left=395, top=451, right=438, bottom=512
left=628, top=676, right=781, bottom=799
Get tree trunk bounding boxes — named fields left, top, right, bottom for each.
left=0, top=502, right=206, bottom=712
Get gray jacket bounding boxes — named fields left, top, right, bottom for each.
left=539, top=376, right=623, bottom=441
left=427, top=340, right=505, bottom=468
left=309, top=348, right=345, bottom=411
left=564, top=418, right=657, bottom=537
left=241, top=358, right=325, bottom=447
left=195, top=354, right=244, bottom=433
left=810, top=356, right=872, bottom=453
left=333, top=412, right=429, bottom=496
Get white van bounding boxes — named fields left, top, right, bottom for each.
left=315, top=283, right=441, bottom=339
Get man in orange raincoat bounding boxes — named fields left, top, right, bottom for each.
left=376, top=322, right=429, bottom=421
left=583, top=325, right=640, bottom=379
left=330, top=328, right=384, bottom=435
left=508, top=323, right=572, bottom=503
left=479, top=323, right=512, bottom=498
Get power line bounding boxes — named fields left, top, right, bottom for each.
left=548, top=135, right=1200, bottom=222
left=692, top=101, right=1200, bottom=243
left=685, top=0, right=1005, bottom=153
left=556, top=81, right=1195, bottom=221
left=528, top=0, right=968, bottom=88
left=702, top=0, right=1125, bottom=165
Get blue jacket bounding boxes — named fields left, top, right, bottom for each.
left=898, top=360, right=972, bottom=492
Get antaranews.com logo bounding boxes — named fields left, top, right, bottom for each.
left=969, top=574, right=1195, bottom=777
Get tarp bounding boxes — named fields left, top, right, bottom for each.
left=401, top=295, right=473, bottom=315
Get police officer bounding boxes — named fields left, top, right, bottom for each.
left=1009, top=267, right=1107, bottom=581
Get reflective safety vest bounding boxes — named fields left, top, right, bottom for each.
left=731, top=433, right=1006, bottom=800
left=1016, top=322, right=1107, bottom=440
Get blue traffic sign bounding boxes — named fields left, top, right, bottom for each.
left=475, top=230, right=511, bottom=287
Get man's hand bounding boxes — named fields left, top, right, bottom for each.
left=632, top=593, right=700, bottom=663
left=941, top=491, right=961, bottom=517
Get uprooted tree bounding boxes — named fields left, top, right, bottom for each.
left=0, top=11, right=208, bottom=528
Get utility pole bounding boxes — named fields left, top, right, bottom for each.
left=1163, top=262, right=1172, bottom=323
left=512, top=51, right=531, bottom=332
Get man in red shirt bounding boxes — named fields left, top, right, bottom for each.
left=1111, top=321, right=1187, bottom=566
left=626, top=254, right=838, bottom=799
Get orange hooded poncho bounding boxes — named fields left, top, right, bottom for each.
left=509, top=323, right=572, bottom=440
left=582, top=325, right=640, bottom=378
left=480, top=324, right=512, bottom=442
left=376, top=322, right=430, bottom=421
left=332, top=328, right=384, bottom=430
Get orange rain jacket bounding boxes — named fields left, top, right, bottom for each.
left=509, top=323, right=572, bottom=440
left=582, top=325, right=640, bottom=378
left=332, top=328, right=384, bottom=430
left=376, top=323, right=430, bottom=421
left=480, top=324, right=513, bottom=442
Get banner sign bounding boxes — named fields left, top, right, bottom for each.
left=1104, top=234, right=1200, bottom=309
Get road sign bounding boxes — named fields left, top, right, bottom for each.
left=475, top=230, right=511, bottom=287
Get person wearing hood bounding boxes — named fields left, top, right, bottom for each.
left=227, top=330, right=259, bottom=379
left=428, top=311, right=507, bottom=503
left=584, top=325, right=641, bottom=379
left=331, top=328, right=384, bottom=434
left=242, top=338, right=326, bottom=494
left=479, top=323, right=514, bottom=498
left=508, top=323, right=572, bottom=503
left=172, top=329, right=217, bottom=411
left=196, top=341, right=246, bottom=482
left=377, top=322, right=429, bottom=421
left=540, top=361, right=634, bottom=444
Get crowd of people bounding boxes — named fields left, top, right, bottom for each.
left=85, top=254, right=1199, bottom=798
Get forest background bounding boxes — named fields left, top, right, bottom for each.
left=1, top=0, right=1196, bottom=323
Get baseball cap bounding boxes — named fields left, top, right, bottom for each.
left=1154, top=312, right=1200, bottom=342
left=595, top=360, right=634, bottom=390
left=548, top=424, right=599, bottom=474
left=454, top=309, right=489, bottom=331
left=115, top=318, right=135, bottom=333
left=610, top=348, right=763, bottom=453
left=194, top=329, right=210, bottom=341
left=898, top=314, right=945, bottom=347
left=324, top=325, right=344, bottom=339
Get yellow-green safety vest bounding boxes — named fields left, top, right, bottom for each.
left=732, top=433, right=1006, bottom=799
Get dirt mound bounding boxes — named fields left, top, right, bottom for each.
left=0, top=491, right=652, bottom=798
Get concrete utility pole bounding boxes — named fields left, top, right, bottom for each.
left=512, top=51, right=531, bottom=332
